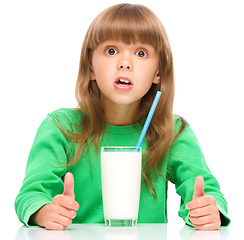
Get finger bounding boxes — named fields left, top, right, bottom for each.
left=59, top=196, right=79, bottom=211
left=190, top=214, right=214, bottom=226
left=189, top=205, right=212, bottom=217
left=59, top=208, right=77, bottom=220
left=193, top=176, right=205, bottom=200
left=45, top=220, right=67, bottom=231
left=190, top=209, right=221, bottom=230
left=52, top=195, right=79, bottom=211
left=55, top=215, right=72, bottom=228
left=59, top=198, right=79, bottom=211
left=45, top=210, right=68, bottom=231
left=63, top=172, right=75, bottom=199
left=46, top=209, right=73, bottom=228
left=193, top=222, right=221, bottom=231
left=52, top=203, right=77, bottom=219
left=187, top=195, right=215, bottom=210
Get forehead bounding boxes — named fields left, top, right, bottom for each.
left=97, top=40, right=156, bottom=50
left=87, top=5, right=164, bottom=52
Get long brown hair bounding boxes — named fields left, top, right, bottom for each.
left=55, top=3, right=186, bottom=197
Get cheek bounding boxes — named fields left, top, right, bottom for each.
left=93, top=60, right=114, bottom=79
left=137, top=62, right=158, bottom=80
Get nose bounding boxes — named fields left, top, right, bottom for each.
left=117, top=56, right=133, bottom=71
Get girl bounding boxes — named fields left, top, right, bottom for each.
left=15, top=3, right=230, bottom=231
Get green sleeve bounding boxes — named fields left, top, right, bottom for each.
left=167, top=119, right=231, bottom=227
left=15, top=112, right=70, bottom=227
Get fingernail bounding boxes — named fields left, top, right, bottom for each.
left=186, top=204, right=189, bottom=210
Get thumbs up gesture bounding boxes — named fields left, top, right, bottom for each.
left=186, top=176, right=221, bottom=231
left=44, top=172, right=80, bottom=230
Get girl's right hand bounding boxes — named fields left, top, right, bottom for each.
left=33, top=172, right=80, bottom=230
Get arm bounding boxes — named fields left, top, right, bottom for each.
left=29, top=172, right=79, bottom=230
left=15, top=110, right=78, bottom=228
left=186, top=176, right=221, bottom=230
left=166, top=119, right=230, bottom=229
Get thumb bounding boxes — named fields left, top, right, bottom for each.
left=63, top=172, right=75, bottom=200
left=193, top=175, right=205, bottom=200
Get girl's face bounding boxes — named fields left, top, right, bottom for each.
left=90, top=40, right=160, bottom=110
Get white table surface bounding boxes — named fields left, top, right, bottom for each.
left=13, top=222, right=238, bottom=240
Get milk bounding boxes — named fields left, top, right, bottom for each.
left=101, top=148, right=142, bottom=222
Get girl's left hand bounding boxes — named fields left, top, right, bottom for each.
left=186, top=176, right=221, bottom=231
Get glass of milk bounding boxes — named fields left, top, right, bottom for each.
left=101, top=147, right=142, bottom=227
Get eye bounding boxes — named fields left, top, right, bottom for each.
left=105, top=48, right=118, bottom=56
left=135, top=50, right=148, bottom=58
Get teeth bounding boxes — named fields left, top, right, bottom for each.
left=119, top=79, right=130, bottom=83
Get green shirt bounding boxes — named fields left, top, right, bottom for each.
left=15, top=108, right=230, bottom=227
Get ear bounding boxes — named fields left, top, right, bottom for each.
left=90, top=67, right=96, bottom=80
left=152, top=70, right=161, bottom=84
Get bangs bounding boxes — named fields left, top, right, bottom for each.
left=87, top=4, right=164, bottom=51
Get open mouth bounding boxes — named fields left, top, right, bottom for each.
left=115, top=78, right=132, bottom=86
left=114, top=77, right=133, bottom=90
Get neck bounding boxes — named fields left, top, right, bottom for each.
left=103, top=101, right=140, bottom=126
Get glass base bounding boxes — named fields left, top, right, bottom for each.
left=105, top=218, right=137, bottom=227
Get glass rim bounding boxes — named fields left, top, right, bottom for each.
left=101, top=146, right=141, bottom=152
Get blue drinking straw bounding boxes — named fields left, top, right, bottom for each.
left=135, top=91, right=162, bottom=151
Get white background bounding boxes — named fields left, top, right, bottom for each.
left=1, top=0, right=243, bottom=238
